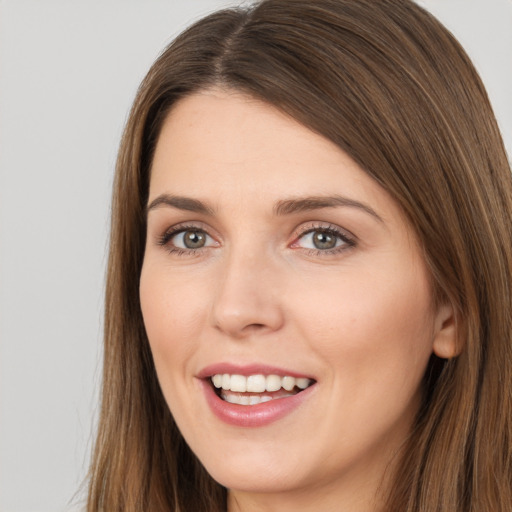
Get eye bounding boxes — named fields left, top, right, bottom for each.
left=173, top=230, right=210, bottom=249
left=292, top=225, right=355, bottom=253
left=158, top=226, right=217, bottom=253
left=301, top=230, right=340, bottom=250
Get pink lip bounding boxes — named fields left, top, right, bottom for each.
left=197, top=363, right=317, bottom=428
left=197, top=362, right=314, bottom=380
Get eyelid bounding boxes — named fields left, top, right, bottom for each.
left=156, top=222, right=219, bottom=250
left=153, top=220, right=356, bottom=257
left=290, top=222, right=357, bottom=252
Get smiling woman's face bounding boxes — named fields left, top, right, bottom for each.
left=140, top=89, right=455, bottom=510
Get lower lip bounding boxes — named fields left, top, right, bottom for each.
left=199, top=379, right=316, bottom=427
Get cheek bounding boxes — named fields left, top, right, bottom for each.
left=139, top=264, right=209, bottom=375
left=293, top=263, right=435, bottom=386
left=285, top=263, right=435, bottom=466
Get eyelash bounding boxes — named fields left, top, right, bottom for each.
left=157, top=224, right=210, bottom=256
left=156, top=222, right=356, bottom=257
left=293, top=223, right=356, bottom=256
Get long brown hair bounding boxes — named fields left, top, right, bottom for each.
left=87, top=1, right=512, bottom=510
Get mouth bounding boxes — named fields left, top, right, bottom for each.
left=210, top=373, right=315, bottom=406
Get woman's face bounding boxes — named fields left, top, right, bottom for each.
left=140, top=90, right=454, bottom=509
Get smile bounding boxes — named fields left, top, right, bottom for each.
left=198, top=367, right=316, bottom=427
left=211, top=373, right=313, bottom=405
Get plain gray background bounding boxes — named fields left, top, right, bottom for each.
left=0, top=1, right=510, bottom=511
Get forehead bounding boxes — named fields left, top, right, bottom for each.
left=152, top=89, right=350, bottom=178
left=149, top=89, right=402, bottom=226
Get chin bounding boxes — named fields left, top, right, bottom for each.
left=207, top=464, right=301, bottom=494
left=193, top=441, right=307, bottom=493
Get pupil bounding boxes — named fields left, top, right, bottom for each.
left=184, top=231, right=205, bottom=249
left=313, top=231, right=336, bottom=250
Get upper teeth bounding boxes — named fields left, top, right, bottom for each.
left=211, top=373, right=312, bottom=393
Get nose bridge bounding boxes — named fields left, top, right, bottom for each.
left=211, top=238, right=284, bottom=337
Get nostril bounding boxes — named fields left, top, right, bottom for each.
left=246, top=323, right=266, bottom=330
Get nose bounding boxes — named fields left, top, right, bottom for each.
left=211, top=247, right=285, bottom=339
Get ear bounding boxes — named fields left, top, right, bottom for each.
left=432, top=302, right=460, bottom=359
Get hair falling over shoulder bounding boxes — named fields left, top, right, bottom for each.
left=86, top=0, right=512, bottom=510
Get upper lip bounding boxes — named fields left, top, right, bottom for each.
left=197, top=362, right=316, bottom=381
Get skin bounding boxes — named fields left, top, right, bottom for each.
left=140, top=89, right=456, bottom=512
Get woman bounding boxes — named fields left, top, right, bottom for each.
left=87, top=0, right=512, bottom=510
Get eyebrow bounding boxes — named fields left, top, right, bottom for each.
left=273, top=195, right=383, bottom=222
left=146, top=193, right=382, bottom=222
left=147, top=194, right=215, bottom=216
